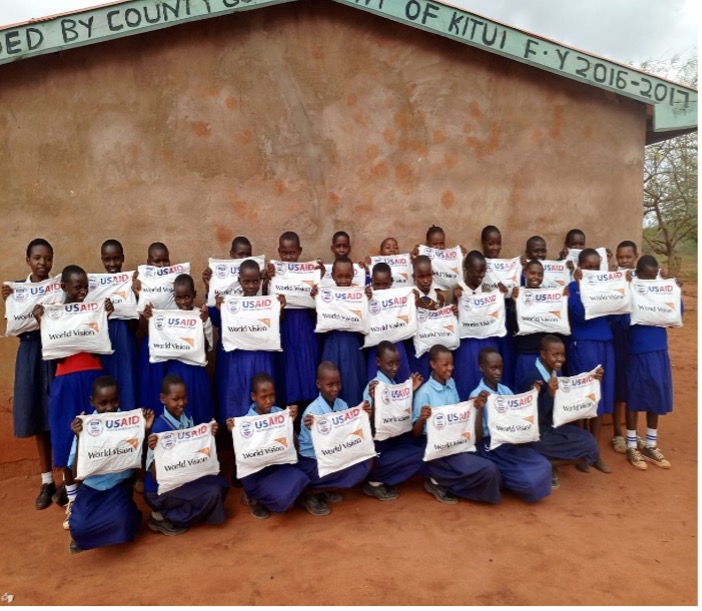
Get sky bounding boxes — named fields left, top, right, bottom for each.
left=0, top=0, right=698, bottom=67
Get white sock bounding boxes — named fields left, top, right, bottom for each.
left=41, top=471, right=53, bottom=485
left=367, top=481, right=382, bottom=487
left=430, top=477, right=439, bottom=486
left=151, top=511, right=163, bottom=520
left=66, top=484, right=78, bottom=501
left=645, top=427, right=657, bottom=448
left=626, top=429, right=637, bottom=449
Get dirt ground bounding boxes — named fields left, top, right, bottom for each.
left=0, top=289, right=696, bottom=606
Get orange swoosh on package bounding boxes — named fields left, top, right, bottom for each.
left=489, top=311, right=499, bottom=319
left=461, top=432, right=472, bottom=441
left=125, top=438, right=139, bottom=449
left=198, top=447, right=210, bottom=456
left=586, top=393, right=598, bottom=403
left=114, top=290, right=126, bottom=300
left=397, top=315, right=409, bottom=324
left=522, top=415, right=534, bottom=424
left=399, top=273, right=409, bottom=280
left=258, top=318, right=271, bottom=327
left=451, top=267, right=459, bottom=275
left=404, top=408, right=411, bottom=414
left=275, top=437, right=288, bottom=448
left=444, top=325, right=454, bottom=332
left=303, top=280, right=316, bottom=287
left=181, top=337, right=195, bottom=348
left=614, top=288, right=626, bottom=295
left=665, top=302, right=675, bottom=310
left=352, top=429, right=365, bottom=439
left=351, top=310, right=362, bottom=319
left=549, top=311, right=562, bottom=318
left=84, top=322, right=100, bottom=332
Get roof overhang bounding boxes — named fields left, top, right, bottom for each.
left=0, top=0, right=696, bottom=143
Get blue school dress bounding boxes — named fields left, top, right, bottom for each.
left=225, top=350, right=275, bottom=421
left=166, top=360, right=214, bottom=425
left=566, top=280, right=615, bottom=416
left=137, top=337, right=167, bottom=415
left=238, top=404, right=310, bottom=513
left=320, top=331, right=366, bottom=407
left=626, top=322, right=675, bottom=415
left=67, top=414, right=141, bottom=550
left=101, top=319, right=138, bottom=410
left=13, top=329, right=55, bottom=438
left=275, top=308, right=319, bottom=405
left=610, top=314, right=629, bottom=403
left=144, top=410, right=229, bottom=528
left=517, top=359, right=599, bottom=462
left=469, top=379, right=551, bottom=503
left=49, top=353, right=103, bottom=468
left=362, top=372, right=426, bottom=486
left=407, top=340, right=431, bottom=381
left=412, top=377, right=501, bottom=503
left=297, top=394, right=371, bottom=488
left=365, top=342, right=411, bottom=384
left=498, top=297, right=517, bottom=389
left=208, top=304, right=230, bottom=422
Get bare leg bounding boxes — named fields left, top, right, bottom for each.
left=36, top=431, right=52, bottom=474
left=63, top=467, right=74, bottom=487
left=613, top=402, right=626, bottom=438
left=646, top=412, right=659, bottom=430
left=625, top=409, right=638, bottom=431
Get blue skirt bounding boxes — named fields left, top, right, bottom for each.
left=626, top=350, right=673, bottom=414
left=144, top=474, right=229, bottom=528
left=453, top=338, right=499, bottom=401
left=214, top=339, right=231, bottom=421
left=527, top=425, right=599, bottom=462
left=49, top=369, right=102, bottom=468
left=13, top=331, right=55, bottom=438
left=225, top=350, right=275, bottom=420
left=497, top=334, right=516, bottom=390
left=477, top=439, right=552, bottom=503
left=321, top=331, right=366, bottom=407
left=514, top=354, right=538, bottom=393
left=567, top=339, right=615, bottom=416
left=241, top=463, right=310, bottom=513
left=407, top=345, right=431, bottom=381
left=70, top=479, right=142, bottom=550
left=167, top=360, right=214, bottom=425
left=422, top=442, right=502, bottom=503
left=101, top=319, right=138, bottom=411
left=137, top=339, right=167, bottom=416
left=611, top=322, right=629, bottom=403
left=297, top=455, right=370, bottom=489
left=276, top=309, right=319, bottom=405
left=368, top=434, right=427, bottom=485
left=366, top=341, right=411, bottom=384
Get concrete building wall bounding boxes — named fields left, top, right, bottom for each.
left=0, top=0, right=645, bottom=475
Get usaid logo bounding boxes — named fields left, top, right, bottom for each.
left=88, top=277, right=98, bottom=292
left=227, top=299, right=241, bottom=315
left=86, top=418, right=103, bottom=436
left=381, top=387, right=391, bottom=405
left=561, top=378, right=571, bottom=394
left=523, top=291, right=534, bottom=306
left=215, top=264, right=229, bottom=280
left=369, top=299, right=381, bottom=316
left=46, top=308, right=62, bottom=321
left=635, top=284, right=648, bottom=296
left=13, top=287, right=27, bottom=303
left=417, top=308, right=429, bottom=323
left=154, top=315, right=166, bottom=331
left=239, top=421, right=254, bottom=439
left=493, top=397, right=508, bottom=414
left=461, top=297, right=473, bottom=312
left=316, top=418, right=332, bottom=435
left=275, top=262, right=287, bottom=276
left=320, top=289, right=334, bottom=304
left=433, top=412, right=446, bottom=431
left=144, top=267, right=155, bottom=278
left=586, top=275, right=597, bottom=287
left=160, top=432, right=176, bottom=450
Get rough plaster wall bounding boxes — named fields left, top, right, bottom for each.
left=0, top=0, right=645, bottom=473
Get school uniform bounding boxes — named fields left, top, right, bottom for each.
left=362, top=372, right=426, bottom=486
left=145, top=410, right=229, bottom=528
left=626, top=320, right=677, bottom=414
left=225, top=350, right=276, bottom=421
left=320, top=331, right=366, bottom=407
left=365, top=342, right=411, bottom=384
left=297, top=394, right=371, bottom=488
left=275, top=308, right=319, bottom=405
left=451, top=282, right=499, bottom=401
left=517, top=358, right=599, bottom=461
left=137, top=338, right=167, bottom=415
left=239, top=404, right=310, bottom=513
left=49, top=352, right=103, bottom=468
left=611, top=314, right=629, bottom=403
left=412, top=377, right=501, bottom=503
left=101, top=319, right=138, bottom=410
left=407, top=285, right=444, bottom=380
left=469, top=379, right=551, bottom=503
left=208, top=304, right=230, bottom=422
left=67, top=411, right=141, bottom=550
left=566, top=280, right=615, bottom=415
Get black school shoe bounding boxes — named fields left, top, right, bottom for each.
left=241, top=493, right=271, bottom=520
left=297, top=494, right=331, bottom=516
left=69, top=540, right=82, bottom=555
left=423, top=479, right=459, bottom=505
left=35, top=482, right=56, bottom=510
left=147, top=515, right=189, bottom=536
left=362, top=481, right=399, bottom=501
left=52, top=483, right=68, bottom=507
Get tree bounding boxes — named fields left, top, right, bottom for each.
left=640, top=55, right=698, bottom=276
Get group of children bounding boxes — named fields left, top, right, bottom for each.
left=2, top=224, right=680, bottom=554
